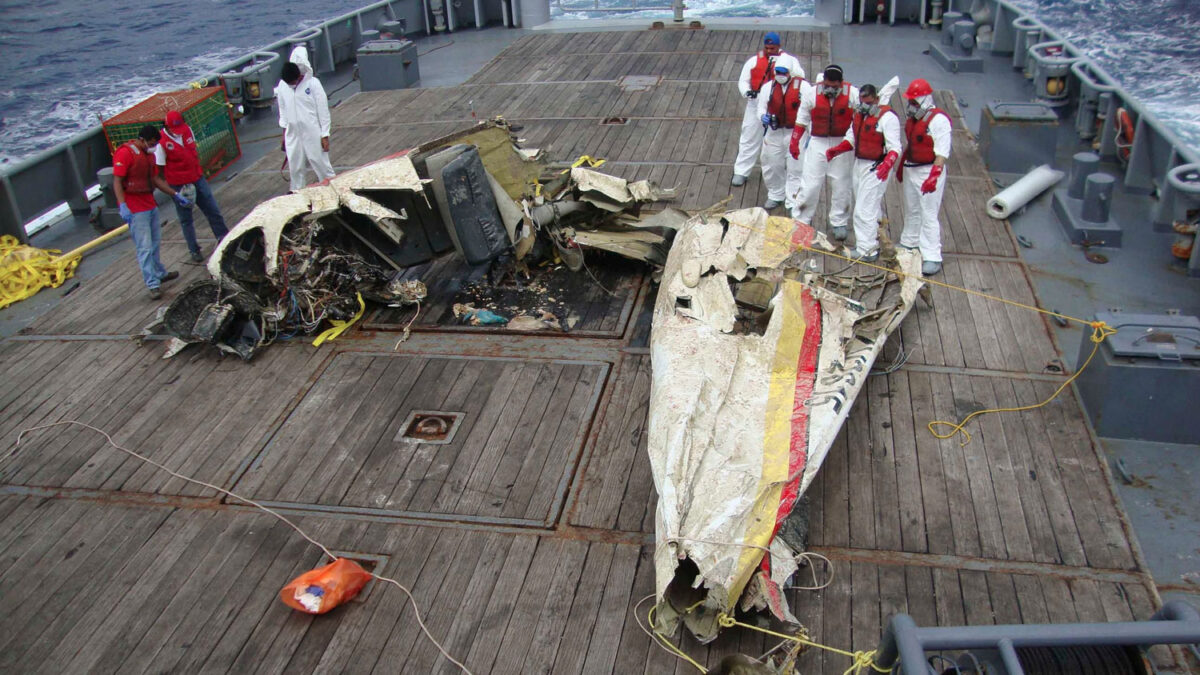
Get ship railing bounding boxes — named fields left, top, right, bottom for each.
left=982, top=0, right=1200, bottom=228
left=0, top=0, right=409, bottom=243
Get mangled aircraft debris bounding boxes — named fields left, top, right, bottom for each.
left=150, top=121, right=676, bottom=358
left=648, top=208, right=925, bottom=642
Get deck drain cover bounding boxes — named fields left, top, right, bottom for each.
left=395, top=411, right=465, bottom=445
left=618, top=75, right=660, bottom=92
left=601, top=117, right=628, bottom=125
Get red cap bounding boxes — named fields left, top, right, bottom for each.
left=904, top=78, right=933, bottom=99
left=165, top=110, right=185, bottom=128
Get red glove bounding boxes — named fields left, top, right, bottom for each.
left=875, top=151, right=898, bottom=181
left=921, top=164, right=944, bottom=194
left=825, top=140, right=853, bottom=162
left=789, top=125, right=806, bottom=160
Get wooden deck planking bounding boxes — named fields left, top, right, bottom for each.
left=232, top=353, right=605, bottom=525
left=896, top=258, right=1059, bottom=373
left=803, top=369, right=1137, bottom=567
left=0, top=341, right=324, bottom=496
left=22, top=242, right=209, bottom=336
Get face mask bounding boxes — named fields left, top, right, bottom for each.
left=906, top=101, right=923, bottom=118
left=858, top=102, right=880, bottom=117
left=775, top=74, right=789, bottom=84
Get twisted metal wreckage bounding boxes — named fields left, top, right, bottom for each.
left=144, top=121, right=680, bottom=358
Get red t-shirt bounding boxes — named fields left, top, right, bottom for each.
left=112, top=144, right=159, bottom=213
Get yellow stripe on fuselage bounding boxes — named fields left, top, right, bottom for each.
left=727, top=276, right=808, bottom=600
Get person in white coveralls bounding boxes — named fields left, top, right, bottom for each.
left=788, top=65, right=860, bottom=238
left=822, top=77, right=902, bottom=261
left=275, top=46, right=335, bottom=192
left=730, top=32, right=802, bottom=188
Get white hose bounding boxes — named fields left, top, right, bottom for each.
left=986, top=164, right=1065, bottom=219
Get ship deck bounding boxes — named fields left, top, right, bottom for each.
left=0, top=29, right=1187, bottom=673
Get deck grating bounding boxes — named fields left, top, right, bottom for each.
left=0, top=29, right=1179, bottom=674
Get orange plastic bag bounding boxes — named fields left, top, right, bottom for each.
left=280, top=557, right=373, bottom=614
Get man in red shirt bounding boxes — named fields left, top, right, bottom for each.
left=112, top=125, right=191, bottom=299
left=156, top=110, right=229, bottom=262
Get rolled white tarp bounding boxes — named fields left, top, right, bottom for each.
left=986, top=164, right=1065, bottom=219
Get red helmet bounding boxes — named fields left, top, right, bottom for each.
left=904, top=78, right=933, bottom=99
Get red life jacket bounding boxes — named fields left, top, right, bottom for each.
left=810, top=82, right=854, bottom=137
left=852, top=106, right=894, bottom=161
left=119, top=141, right=154, bottom=194
left=904, top=109, right=951, bottom=165
left=748, top=51, right=776, bottom=93
left=766, top=78, right=803, bottom=129
left=159, top=125, right=203, bottom=185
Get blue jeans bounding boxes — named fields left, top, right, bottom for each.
left=170, top=176, right=229, bottom=255
left=129, top=207, right=167, bottom=289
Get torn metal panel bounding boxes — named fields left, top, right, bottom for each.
left=649, top=207, right=923, bottom=642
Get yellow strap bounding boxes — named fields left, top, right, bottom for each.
left=311, top=292, right=365, bottom=346
left=559, top=154, right=606, bottom=174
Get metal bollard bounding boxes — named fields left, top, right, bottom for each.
left=1081, top=174, right=1115, bottom=224
left=952, top=20, right=977, bottom=54
left=941, top=12, right=964, bottom=45
left=1068, top=152, right=1100, bottom=199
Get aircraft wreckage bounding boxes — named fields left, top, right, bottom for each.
left=648, top=208, right=925, bottom=643
left=146, top=121, right=678, bottom=358
left=146, top=120, right=928, bottom=651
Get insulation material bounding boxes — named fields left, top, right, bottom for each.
left=649, top=208, right=923, bottom=642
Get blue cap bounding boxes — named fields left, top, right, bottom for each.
left=774, top=65, right=790, bottom=74
left=764, top=32, right=781, bottom=45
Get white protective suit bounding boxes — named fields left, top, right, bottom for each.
left=733, top=51, right=802, bottom=180
left=844, top=78, right=902, bottom=256
left=276, top=46, right=335, bottom=192
left=900, top=99, right=953, bottom=263
left=790, top=82, right=860, bottom=228
left=755, top=73, right=808, bottom=206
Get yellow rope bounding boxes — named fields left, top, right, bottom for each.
left=647, top=605, right=710, bottom=673
left=714, top=216, right=1115, bottom=444
left=928, top=320, right=1117, bottom=444
left=0, top=235, right=81, bottom=310
left=717, top=614, right=890, bottom=675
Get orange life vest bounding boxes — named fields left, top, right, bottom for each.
left=903, top=109, right=951, bottom=165
left=852, top=106, right=894, bottom=161
left=810, top=82, right=854, bottom=137
left=748, top=51, right=776, bottom=93
left=766, top=78, right=803, bottom=129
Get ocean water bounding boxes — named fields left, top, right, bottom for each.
left=1005, top=0, right=1200, bottom=152
left=0, top=0, right=372, bottom=166
left=0, top=0, right=1196, bottom=167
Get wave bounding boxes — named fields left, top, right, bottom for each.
left=1005, top=0, right=1200, bottom=154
